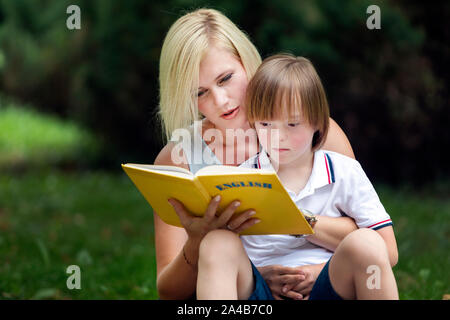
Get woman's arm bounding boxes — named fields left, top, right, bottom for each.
left=323, top=118, right=355, bottom=159
left=305, top=216, right=358, bottom=252
left=153, top=143, right=258, bottom=299
left=154, top=214, right=197, bottom=299
left=153, top=143, right=197, bottom=299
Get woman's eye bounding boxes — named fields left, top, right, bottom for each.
left=219, top=73, right=233, bottom=85
left=288, top=123, right=299, bottom=127
left=259, top=122, right=269, bottom=127
left=197, top=90, right=206, bottom=97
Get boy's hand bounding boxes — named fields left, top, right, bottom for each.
left=281, top=263, right=326, bottom=300
left=257, top=265, right=305, bottom=300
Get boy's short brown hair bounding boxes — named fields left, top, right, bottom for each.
left=246, top=54, right=330, bottom=151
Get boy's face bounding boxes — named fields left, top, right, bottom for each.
left=254, top=110, right=316, bottom=166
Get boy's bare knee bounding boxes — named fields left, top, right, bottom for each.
left=199, top=230, right=241, bottom=260
left=338, top=228, right=389, bottom=266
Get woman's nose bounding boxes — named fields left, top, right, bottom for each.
left=211, top=87, right=229, bottom=108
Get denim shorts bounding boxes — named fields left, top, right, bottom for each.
left=308, top=258, right=342, bottom=300
left=248, top=258, right=342, bottom=300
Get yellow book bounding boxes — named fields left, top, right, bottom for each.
left=121, top=164, right=314, bottom=236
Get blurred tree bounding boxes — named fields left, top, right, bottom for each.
left=225, top=0, right=448, bottom=184
left=0, top=0, right=447, bottom=184
left=0, top=0, right=169, bottom=165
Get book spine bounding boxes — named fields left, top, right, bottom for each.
left=193, top=178, right=212, bottom=203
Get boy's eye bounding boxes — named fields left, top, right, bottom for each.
left=219, top=73, right=233, bottom=85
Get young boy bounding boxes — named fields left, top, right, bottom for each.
left=196, top=54, right=398, bottom=300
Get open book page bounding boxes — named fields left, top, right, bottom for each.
left=196, top=164, right=273, bottom=176
left=123, top=164, right=194, bottom=179
left=122, top=164, right=210, bottom=227
left=196, top=168, right=313, bottom=235
left=122, top=163, right=313, bottom=235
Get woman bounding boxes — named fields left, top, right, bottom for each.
left=154, top=8, right=358, bottom=300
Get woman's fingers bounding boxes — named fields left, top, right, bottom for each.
left=168, top=198, right=193, bottom=227
left=169, top=196, right=243, bottom=232
left=231, top=217, right=261, bottom=234
left=169, top=196, right=262, bottom=234
left=204, top=195, right=222, bottom=221
left=227, top=209, right=257, bottom=230
left=216, top=199, right=241, bottom=226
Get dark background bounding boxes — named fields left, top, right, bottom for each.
left=0, top=0, right=448, bottom=185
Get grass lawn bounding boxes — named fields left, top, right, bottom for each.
left=0, top=102, right=99, bottom=169
left=0, top=170, right=158, bottom=299
left=0, top=102, right=448, bottom=299
left=376, top=184, right=450, bottom=300
left=0, top=170, right=448, bottom=299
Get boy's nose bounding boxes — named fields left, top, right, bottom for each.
left=278, top=128, right=288, bottom=141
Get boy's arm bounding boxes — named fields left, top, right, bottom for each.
left=305, top=216, right=358, bottom=251
left=307, top=217, right=399, bottom=267
left=375, top=225, right=398, bottom=267
left=339, top=159, right=399, bottom=267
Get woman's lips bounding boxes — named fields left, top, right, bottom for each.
left=274, top=148, right=290, bottom=152
left=221, top=106, right=240, bottom=120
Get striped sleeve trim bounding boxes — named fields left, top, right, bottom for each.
left=367, top=219, right=393, bottom=230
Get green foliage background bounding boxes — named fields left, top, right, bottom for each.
left=0, top=0, right=448, bottom=183
left=0, top=0, right=448, bottom=300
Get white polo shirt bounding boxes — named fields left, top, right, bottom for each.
left=240, top=149, right=393, bottom=267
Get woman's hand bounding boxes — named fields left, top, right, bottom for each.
left=168, top=195, right=259, bottom=242
left=257, top=265, right=306, bottom=300
left=281, top=263, right=326, bottom=300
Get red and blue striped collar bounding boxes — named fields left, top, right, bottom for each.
left=254, top=150, right=336, bottom=188
left=307, top=150, right=336, bottom=190
left=323, top=152, right=335, bottom=184
left=253, top=150, right=272, bottom=170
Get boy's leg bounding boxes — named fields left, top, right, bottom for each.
left=328, top=228, right=398, bottom=300
left=197, top=229, right=254, bottom=300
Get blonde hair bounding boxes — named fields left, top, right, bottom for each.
left=158, top=8, right=262, bottom=141
left=246, top=54, right=330, bottom=151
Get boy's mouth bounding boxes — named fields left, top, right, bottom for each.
left=221, top=106, right=240, bottom=119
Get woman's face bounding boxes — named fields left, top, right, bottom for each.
left=197, top=46, right=249, bottom=131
